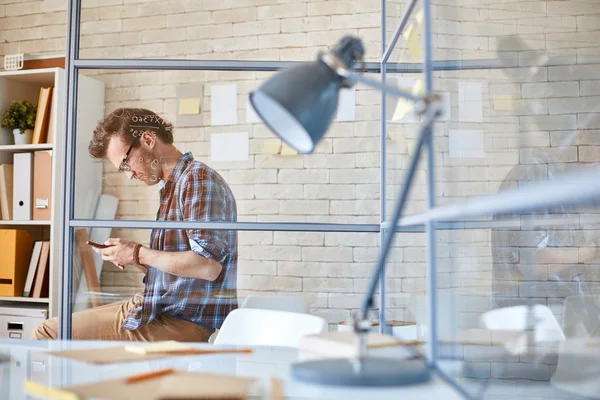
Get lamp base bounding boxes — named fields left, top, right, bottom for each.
left=291, top=357, right=431, bottom=387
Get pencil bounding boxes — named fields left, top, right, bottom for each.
left=162, top=348, right=253, bottom=356
left=125, top=368, right=175, bottom=384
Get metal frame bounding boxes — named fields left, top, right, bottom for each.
left=59, top=0, right=596, bottom=397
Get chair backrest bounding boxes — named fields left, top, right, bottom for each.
left=241, top=294, right=308, bottom=314
left=213, top=308, right=327, bottom=348
left=481, top=304, right=565, bottom=342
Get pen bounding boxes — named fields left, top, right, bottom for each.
left=125, top=368, right=175, bottom=384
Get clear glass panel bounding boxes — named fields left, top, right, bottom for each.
left=74, top=69, right=381, bottom=224
left=66, top=228, right=378, bottom=337
left=433, top=210, right=600, bottom=399
left=78, top=0, right=382, bottom=62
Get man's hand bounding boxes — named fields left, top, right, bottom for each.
left=91, top=238, right=144, bottom=272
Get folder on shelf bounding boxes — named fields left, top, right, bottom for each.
left=32, top=87, right=53, bottom=145
left=0, top=163, right=13, bottom=220
left=46, top=89, right=56, bottom=145
left=23, top=241, right=42, bottom=297
left=12, top=152, right=33, bottom=221
left=31, top=241, right=50, bottom=298
left=33, top=151, right=52, bottom=221
left=0, top=229, right=34, bottom=297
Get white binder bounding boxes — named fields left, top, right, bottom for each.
left=13, top=152, right=33, bottom=220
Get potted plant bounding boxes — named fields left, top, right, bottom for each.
left=1, top=100, right=37, bottom=145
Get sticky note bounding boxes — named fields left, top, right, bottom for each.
left=178, top=98, right=201, bottom=115
left=336, top=87, right=356, bottom=121
left=415, top=9, right=424, bottom=26
left=403, top=23, right=422, bottom=61
left=211, top=84, right=237, bottom=126
left=449, top=130, right=484, bottom=158
left=124, top=341, right=193, bottom=354
left=262, top=140, right=281, bottom=154
left=210, top=132, right=249, bottom=162
left=280, top=142, right=298, bottom=156
left=493, top=94, right=513, bottom=111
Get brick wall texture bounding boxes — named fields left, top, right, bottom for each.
left=2, top=1, right=599, bottom=392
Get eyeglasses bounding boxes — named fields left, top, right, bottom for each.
left=119, top=138, right=138, bottom=172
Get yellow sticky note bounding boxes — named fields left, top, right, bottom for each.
left=403, top=23, right=422, bottom=61
left=415, top=9, right=424, bottom=26
left=262, top=140, right=282, bottom=154
left=412, top=79, right=424, bottom=96
left=280, top=142, right=298, bottom=156
left=178, top=98, right=201, bottom=115
left=493, top=95, right=513, bottom=111
left=407, top=140, right=416, bottom=155
left=392, top=98, right=414, bottom=121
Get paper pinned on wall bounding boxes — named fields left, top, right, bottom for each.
left=211, top=84, right=237, bottom=126
left=246, top=98, right=262, bottom=123
left=280, top=142, right=298, bottom=156
left=335, top=87, right=356, bottom=121
left=449, top=129, right=484, bottom=158
left=458, top=82, right=483, bottom=122
left=403, top=23, right=422, bottom=61
left=415, top=9, right=424, bottom=26
left=210, top=132, right=249, bottom=162
left=262, top=140, right=281, bottom=154
left=178, top=98, right=201, bottom=115
left=493, top=94, right=513, bottom=111
left=387, top=76, right=418, bottom=123
left=412, top=79, right=424, bottom=96
left=392, top=98, right=415, bottom=122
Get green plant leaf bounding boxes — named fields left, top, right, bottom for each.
left=1, top=99, right=37, bottom=133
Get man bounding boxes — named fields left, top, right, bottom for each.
left=32, top=108, right=238, bottom=341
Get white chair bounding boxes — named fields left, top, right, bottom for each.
left=241, top=294, right=308, bottom=314
left=212, top=308, right=327, bottom=348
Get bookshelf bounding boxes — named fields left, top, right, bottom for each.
left=0, top=67, right=105, bottom=322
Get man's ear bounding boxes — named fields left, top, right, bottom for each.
left=141, top=130, right=156, bottom=149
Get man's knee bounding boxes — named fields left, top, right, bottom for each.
left=30, top=319, right=56, bottom=340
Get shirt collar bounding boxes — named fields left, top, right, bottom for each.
left=163, top=152, right=194, bottom=188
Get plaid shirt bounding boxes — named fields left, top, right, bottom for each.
left=122, top=152, right=238, bottom=331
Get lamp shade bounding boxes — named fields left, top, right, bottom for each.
left=249, top=60, right=343, bottom=154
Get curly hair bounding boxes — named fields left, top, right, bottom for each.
left=89, top=108, right=174, bottom=160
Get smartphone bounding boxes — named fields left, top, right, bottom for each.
left=86, top=240, right=112, bottom=249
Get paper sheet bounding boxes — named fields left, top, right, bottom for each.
left=246, top=98, right=262, bottom=123
left=335, top=87, right=356, bottom=121
left=210, top=132, right=249, bottom=162
left=449, top=129, right=484, bottom=158
left=458, top=82, right=483, bottom=122
left=211, top=84, right=237, bottom=126
left=388, top=77, right=418, bottom=123
left=415, top=9, right=424, bottom=26
left=178, top=98, right=200, bottom=115
left=403, top=23, right=422, bottom=61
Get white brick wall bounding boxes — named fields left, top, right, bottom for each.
left=3, top=2, right=600, bottom=390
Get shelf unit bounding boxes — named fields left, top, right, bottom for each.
left=0, top=67, right=105, bottom=320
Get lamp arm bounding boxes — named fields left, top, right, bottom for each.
left=360, top=117, right=435, bottom=321
left=339, top=70, right=421, bottom=103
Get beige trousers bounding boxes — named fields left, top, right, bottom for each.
left=31, top=293, right=212, bottom=342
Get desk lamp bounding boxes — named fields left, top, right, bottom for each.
left=249, top=35, right=443, bottom=386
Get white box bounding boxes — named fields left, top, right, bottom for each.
left=0, top=304, right=47, bottom=340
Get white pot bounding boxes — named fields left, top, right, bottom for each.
left=13, top=128, right=33, bottom=145
left=0, top=129, right=14, bottom=145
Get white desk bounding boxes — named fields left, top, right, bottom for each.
left=0, top=340, right=464, bottom=399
